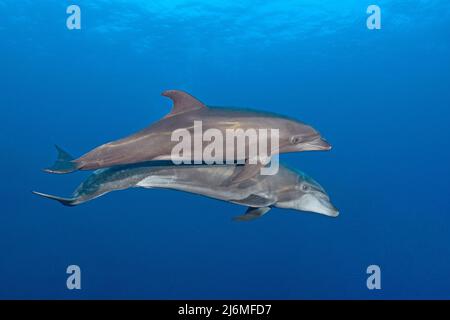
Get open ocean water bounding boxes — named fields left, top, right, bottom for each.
left=1, top=0, right=449, bottom=299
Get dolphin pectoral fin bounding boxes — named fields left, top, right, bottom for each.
left=162, top=90, right=207, bottom=118
left=32, top=191, right=78, bottom=207
left=233, top=207, right=271, bottom=222
left=232, top=194, right=275, bottom=207
left=225, top=162, right=263, bottom=185
left=44, top=145, right=79, bottom=174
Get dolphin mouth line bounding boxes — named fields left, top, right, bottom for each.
left=318, top=197, right=339, bottom=217
left=309, top=138, right=332, bottom=150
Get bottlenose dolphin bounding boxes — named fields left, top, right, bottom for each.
left=45, top=90, right=331, bottom=183
left=34, top=162, right=339, bottom=220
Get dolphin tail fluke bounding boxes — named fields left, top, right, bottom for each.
left=32, top=191, right=78, bottom=206
left=44, top=145, right=79, bottom=174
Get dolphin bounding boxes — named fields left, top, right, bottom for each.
left=33, top=162, right=339, bottom=220
left=45, top=90, right=331, bottom=182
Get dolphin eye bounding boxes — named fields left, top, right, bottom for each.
left=290, top=135, right=302, bottom=145
left=301, top=184, right=309, bottom=192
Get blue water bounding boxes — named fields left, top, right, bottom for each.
left=1, top=0, right=449, bottom=299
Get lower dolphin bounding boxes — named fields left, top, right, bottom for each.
left=33, top=162, right=339, bottom=220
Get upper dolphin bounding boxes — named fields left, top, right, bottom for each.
left=45, top=90, right=331, bottom=179
left=34, top=162, right=339, bottom=221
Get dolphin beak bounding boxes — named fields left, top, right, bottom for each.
left=314, top=138, right=332, bottom=150
left=301, top=137, right=332, bottom=151
left=320, top=199, right=339, bottom=217
left=298, top=194, right=339, bottom=217
left=314, top=194, right=339, bottom=217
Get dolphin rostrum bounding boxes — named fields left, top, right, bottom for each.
left=45, top=90, right=331, bottom=183
left=34, top=162, right=339, bottom=221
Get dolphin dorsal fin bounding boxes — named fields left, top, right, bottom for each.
left=162, top=90, right=207, bottom=118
